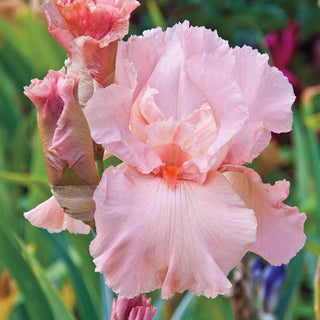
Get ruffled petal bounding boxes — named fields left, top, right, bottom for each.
left=90, top=164, right=256, bottom=299
left=225, top=46, right=296, bottom=164
left=117, top=22, right=230, bottom=118
left=43, top=1, right=75, bottom=53
left=43, top=0, right=139, bottom=54
left=44, top=0, right=138, bottom=104
left=117, top=27, right=168, bottom=101
left=222, top=166, right=306, bottom=265
left=182, top=53, right=248, bottom=180
left=85, top=85, right=162, bottom=174
left=129, top=87, right=165, bottom=144
left=24, top=197, right=90, bottom=234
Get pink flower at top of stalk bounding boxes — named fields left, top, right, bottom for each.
left=85, top=22, right=306, bottom=299
left=43, top=0, right=140, bottom=104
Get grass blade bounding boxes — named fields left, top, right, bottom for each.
left=0, top=217, right=75, bottom=320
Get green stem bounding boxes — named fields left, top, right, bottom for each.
left=95, top=156, right=104, bottom=180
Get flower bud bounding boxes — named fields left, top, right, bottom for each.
left=43, top=0, right=139, bottom=104
left=111, top=295, right=157, bottom=320
left=24, top=68, right=98, bottom=226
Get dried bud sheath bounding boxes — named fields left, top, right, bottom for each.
left=51, top=185, right=96, bottom=226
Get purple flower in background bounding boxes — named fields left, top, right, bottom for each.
left=251, top=258, right=286, bottom=318
left=265, top=20, right=303, bottom=97
left=251, top=257, right=265, bottom=284
left=262, top=264, right=286, bottom=313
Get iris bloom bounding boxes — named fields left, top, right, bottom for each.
left=251, top=258, right=286, bottom=315
left=111, top=295, right=156, bottom=320
left=43, top=0, right=139, bottom=104
left=24, top=68, right=98, bottom=233
left=85, top=22, right=306, bottom=299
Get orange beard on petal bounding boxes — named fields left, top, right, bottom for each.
left=162, top=165, right=180, bottom=186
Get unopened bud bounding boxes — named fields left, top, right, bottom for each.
left=24, top=68, right=99, bottom=228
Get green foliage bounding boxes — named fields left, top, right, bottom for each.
left=0, top=216, right=75, bottom=320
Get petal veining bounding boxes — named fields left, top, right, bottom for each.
left=225, top=46, right=296, bottom=164
left=90, top=164, right=257, bottom=299
left=222, top=166, right=306, bottom=265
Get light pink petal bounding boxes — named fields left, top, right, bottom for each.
left=182, top=104, right=217, bottom=156
left=84, top=85, right=162, bottom=174
left=129, top=87, right=164, bottom=144
left=24, top=197, right=64, bottom=232
left=145, top=118, right=179, bottom=148
left=43, top=0, right=139, bottom=54
left=140, top=105, right=218, bottom=171
left=225, top=46, right=296, bottom=164
left=144, top=118, right=194, bottom=169
left=64, top=214, right=91, bottom=234
left=143, top=26, right=205, bottom=119
left=116, top=27, right=167, bottom=100
left=222, top=166, right=306, bottom=265
left=144, top=104, right=217, bottom=157
left=90, top=164, right=256, bottom=299
left=182, top=53, right=248, bottom=182
left=24, top=197, right=90, bottom=234
left=117, top=22, right=230, bottom=118
left=114, top=23, right=249, bottom=181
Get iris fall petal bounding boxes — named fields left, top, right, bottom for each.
left=91, top=164, right=256, bottom=299
left=24, top=197, right=90, bottom=234
left=222, top=166, right=306, bottom=265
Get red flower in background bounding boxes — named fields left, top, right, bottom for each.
left=265, top=20, right=303, bottom=98
left=313, top=37, right=320, bottom=71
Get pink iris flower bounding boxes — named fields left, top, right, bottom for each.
left=43, top=0, right=140, bottom=104
left=24, top=68, right=99, bottom=234
left=85, top=22, right=306, bottom=299
left=110, top=295, right=157, bottom=320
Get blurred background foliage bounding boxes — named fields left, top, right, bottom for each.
left=0, top=0, right=320, bottom=319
